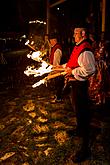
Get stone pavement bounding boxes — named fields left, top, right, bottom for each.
left=0, top=50, right=110, bottom=164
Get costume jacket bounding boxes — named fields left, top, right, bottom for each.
left=66, top=40, right=92, bottom=69
left=49, top=43, right=62, bottom=64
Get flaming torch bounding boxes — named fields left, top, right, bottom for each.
left=24, top=40, right=67, bottom=88
left=32, top=71, right=67, bottom=88
left=24, top=60, right=66, bottom=88
left=25, top=40, right=37, bottom=52
left=24, top=61, right=52, bottom=77
left=25, top=40, right=49, bottom=62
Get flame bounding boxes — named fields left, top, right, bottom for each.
left=34, top=61, right=52, bottom=76
left=25, top=40, right=29, bottom=45
left=30, top=40, right=34, bottom=45
left=27, top=51, right=42, bottom=62
left=32, top=71, right=67, bottom=88
left=32, top=79, right=46, bottom=88
left=27, top=50, right=49, bottom=62
left=24, top=61, right=52, bottom=77
left=25, top=39, right=50, bottom=63
left=24, top=66, right=37, bottom=76
left=24, top=40, right=66, bottom=88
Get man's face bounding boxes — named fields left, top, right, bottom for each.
left=73, top=28, right=83, bottom=43
left=49, top=38, right=56, bottom=46
left=49, top=39, right=54, bottom=46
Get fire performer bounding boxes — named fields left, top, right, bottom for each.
left=56, top=27, right=96, bottom=163
left=49, top=33, right=64, bottom=103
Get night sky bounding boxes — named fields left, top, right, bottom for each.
left=0, top=0, right=100, bottom=33
left=0, top=0, right=46, bottom=32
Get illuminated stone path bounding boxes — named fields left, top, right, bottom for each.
left=0, top=50, right=110, bottom=164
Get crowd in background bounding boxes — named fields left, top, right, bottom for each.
left=39, top=31, right=110, bottom=106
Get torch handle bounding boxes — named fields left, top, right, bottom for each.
left=27, top=44, right=37, bottom=51
left=45, top=71, right=67, bottom=80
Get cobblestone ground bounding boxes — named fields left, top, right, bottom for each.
left=0, top=50, right=110, bottom=165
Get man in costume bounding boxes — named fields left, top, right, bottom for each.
left=49, top=33, right=64, bottom=102
left=57, top=27, right=96, bottom=163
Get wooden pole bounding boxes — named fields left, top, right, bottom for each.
left=50, top=0, right=67, bottom=8
left=101, top=0, right=106, bottom=39
left=46, top=0, right=49, bottom=35
left=47, top=0, right=67, bottom=34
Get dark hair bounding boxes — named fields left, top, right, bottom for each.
left=49, top=33, right=58, bottom=39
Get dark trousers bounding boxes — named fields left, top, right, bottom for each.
left=55, top=76, right=65, bottom=100
left=70, top=80, right=91, bottom=146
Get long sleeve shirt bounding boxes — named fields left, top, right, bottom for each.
left=63, top=50, right=96, bottom=81
left=53, top=48, right=62, bottom=66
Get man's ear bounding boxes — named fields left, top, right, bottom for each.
left=81, top=30, right=86, bottom=37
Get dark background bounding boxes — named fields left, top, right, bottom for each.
left=0, top=0, right=99, bottom=32
left=0, top=0, right=110, bottom=40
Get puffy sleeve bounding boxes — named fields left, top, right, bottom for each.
left=72, top=51, right=96, bottom=81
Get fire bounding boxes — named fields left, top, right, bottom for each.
left=24, top=56, right=66, bottom=88
left=27, top=51, right=42, bottom=62
left=24, top=40, right=66, bottom=88
left=24, top=40, right=53, bottom=78
left=32, top=71, right=67, bottom=88
left=32, top=79, right=46, bottom=88
left=24, top=61, right=52, bottom=77
left=25, top=40, right=37, bottom=52
left=25, top=40, right=29, bottom=45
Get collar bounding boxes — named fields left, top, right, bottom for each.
left=76, top=38, right=85, bottom=45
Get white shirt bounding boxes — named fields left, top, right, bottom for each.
left=53, top=48, right=62, bottom=66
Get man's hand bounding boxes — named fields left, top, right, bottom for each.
left=52, top=65, right=64, bottom=72
left=65, top=67, right=72, bottom=77
left=53, top=65, right=63, bottom=69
